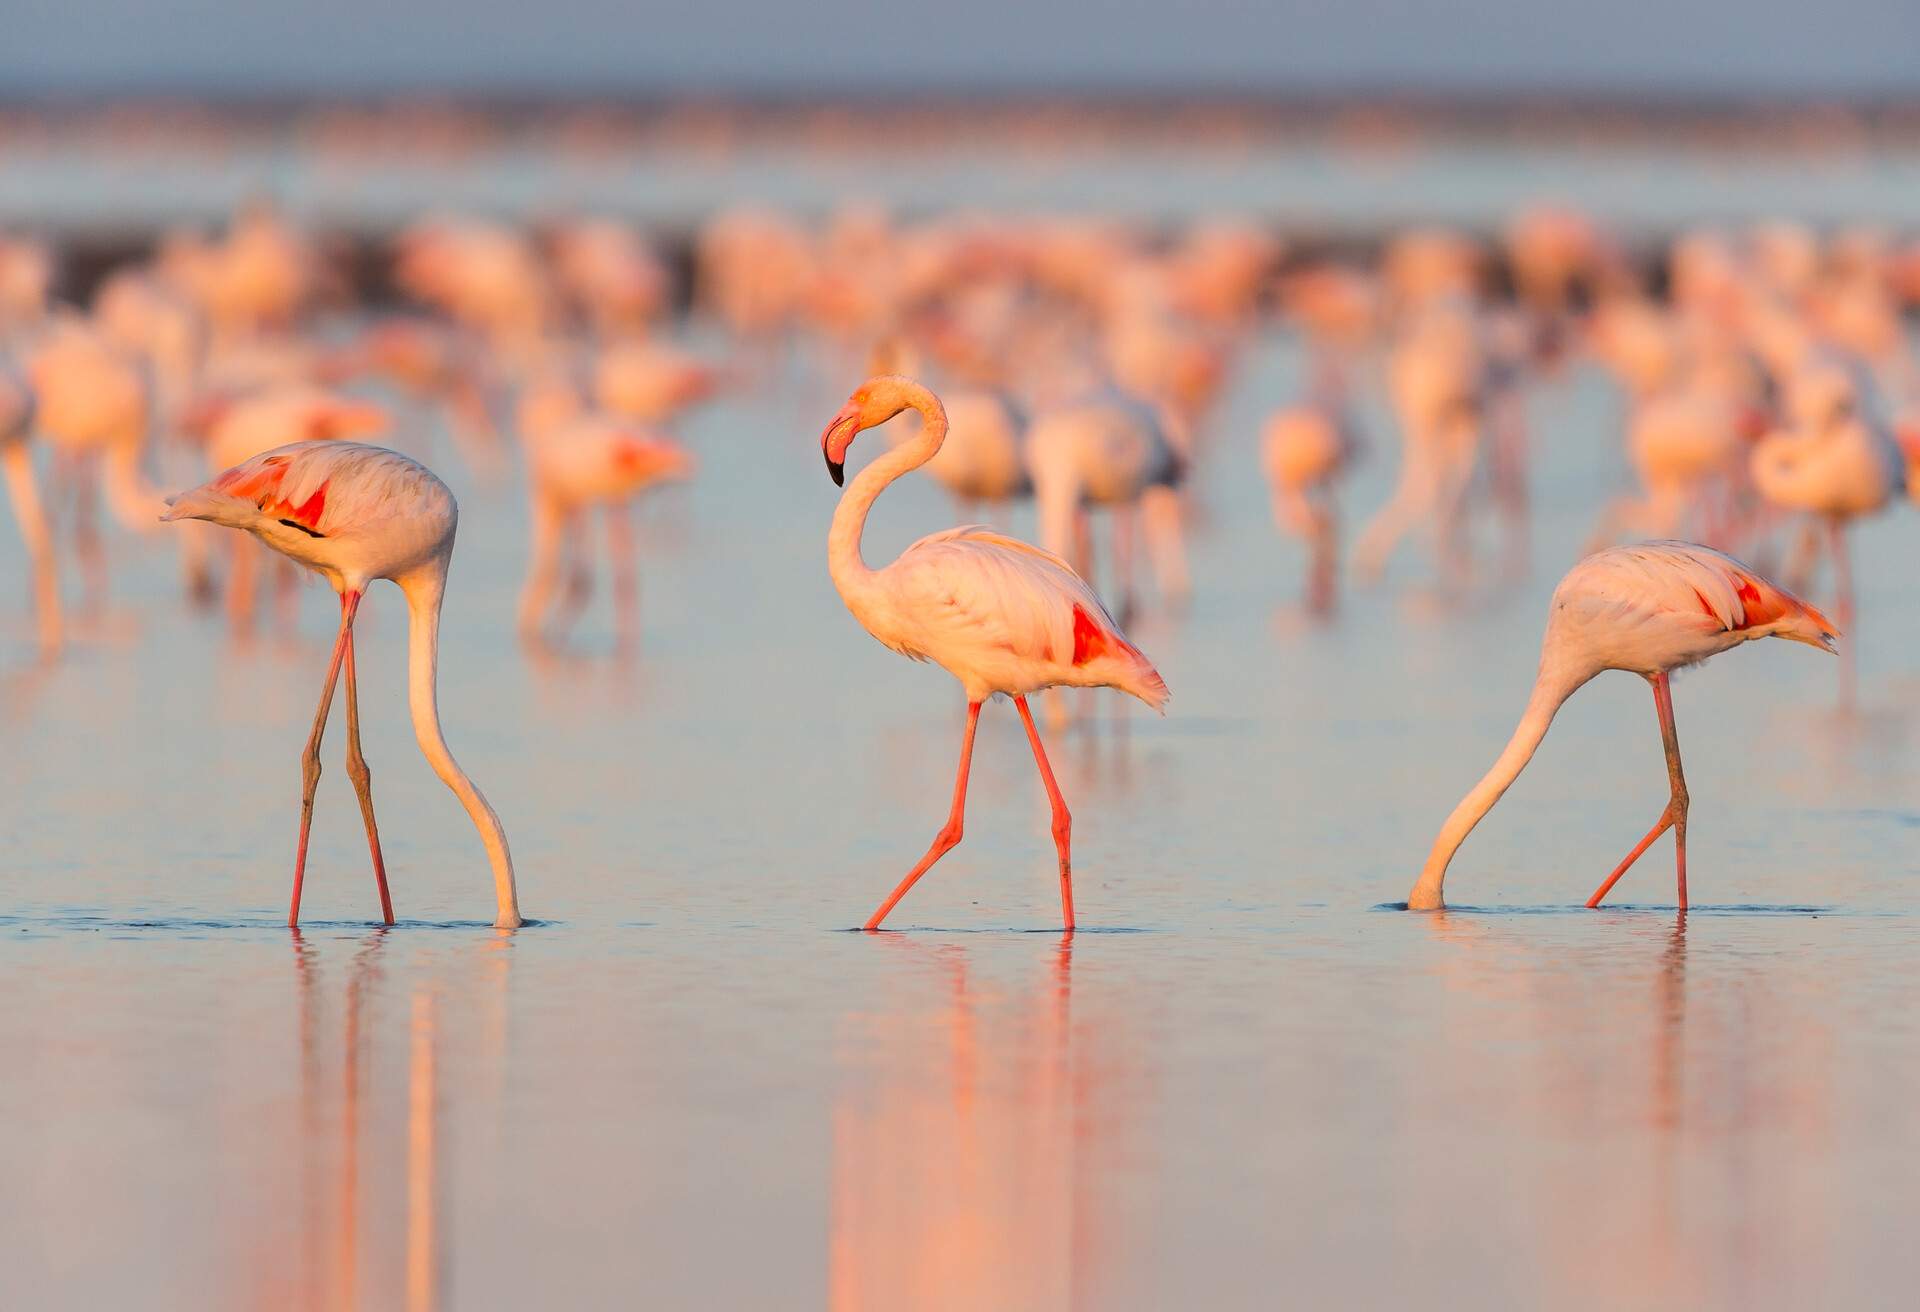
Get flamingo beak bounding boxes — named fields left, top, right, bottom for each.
left=822, top=404, right=861, bottom=486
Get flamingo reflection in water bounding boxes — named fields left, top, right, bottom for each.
left=252, top=932, right=460, bottom=1312
left=829, top=937, right=1130, bottom=1310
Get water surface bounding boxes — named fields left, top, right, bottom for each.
left=3, top=301, right=1920, bottom=1308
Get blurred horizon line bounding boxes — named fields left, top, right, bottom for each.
left=9, top=85, right=1920, bottom=113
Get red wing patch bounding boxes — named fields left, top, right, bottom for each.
left=280, top=481, right=328, bottom=530
left=1071, top=604, right=1110, bottom=665
left=1732, top=574, right=1788, bottom=629
left=213, top=458, right=289, bottom=502
left=216, top=460, right=327, bottom=531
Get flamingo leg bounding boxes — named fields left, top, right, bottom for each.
left=342, top=607, right=395, bottom=925
left=74, top=459, right=106, bottom=611
left=556, top=513, right=593, bottom=635
left=517, top=494, right=564, bottom=642
left=1828, top=517, right=1855, bottom=705
left=1587, top=672, right=1689, bottom=910
left=606, top=500, right=638, bottom=653
left=1, top=441, right=62, bottom=657
left=1306, top=493, right=1338, bottom=616
left=1111, top=504, right=1138, bottom=626
left=1014, top=694, right=1075, bottom=931
left=864, top=701, right=981, bottom=930
left=291, top=590, right=362, bottom=927
left=227, top=538, right=258, bottom=635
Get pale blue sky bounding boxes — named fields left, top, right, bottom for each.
left=7, top=1, right=1920, bottom=96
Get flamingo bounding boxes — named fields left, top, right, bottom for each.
left=1260, top=400, right=1354, bottom=615
left=1749, top=364, right=1900, bottom=693
left=1024, top=391, right=1188, bottom=622
left=821, top=375, right=1168, bottom=931
left=26, top=317, right=165, bottom=606
left=514, top=373, right=696, bottom=648
left=1408, top=542, right=1836, bottom=912
left=161, top=441, right=523, bottom=930
left=1353, top=306, right=1483, bottom=586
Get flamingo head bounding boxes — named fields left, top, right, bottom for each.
left=821, top=374, right=919, bottom=486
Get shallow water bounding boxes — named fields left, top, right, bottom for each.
left=5, top=324, right=1920, bottom=1309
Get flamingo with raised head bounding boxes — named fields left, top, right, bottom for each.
left=1408, top=542, right=1836, bottom=912
left=161, top=441, right=523, bottom=930
left=822, top=375, right=1168, bottom=931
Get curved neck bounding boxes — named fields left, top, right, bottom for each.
left=828, top=386, right=947, bottom=599
left=401, top=561, right=522, bottom=929
left=1407, top=657, right=1594, bottom=910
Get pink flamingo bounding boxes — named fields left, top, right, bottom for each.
left=1260, top=397, right=1357, bottom=616
left=161, top=441, right=523, bottom=929
left=1408, top=542, right=1836, bottom=912
left=515, top=377, right=696, bottom=649
left=822, top=376, right=1168, bottom=931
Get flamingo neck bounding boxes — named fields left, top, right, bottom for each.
left=1406, top=657, right=1594, bottom=910
left=827, top=384, right=947, bottom=602
left=401, top=561, right=523, bottom=929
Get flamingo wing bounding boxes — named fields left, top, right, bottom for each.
left=883, top=525, right=1117, bottom=667
left=1576, top=541, right=1838, bottom=650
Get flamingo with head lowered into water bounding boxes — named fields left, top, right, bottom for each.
left=1408, top=541, right=1836, bottom=913
left=162, top=440, right=523, bottom=929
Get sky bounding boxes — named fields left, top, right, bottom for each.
left=8, top=0, right=1920, bottom=98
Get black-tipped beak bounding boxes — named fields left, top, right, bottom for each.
left=821, top=407, right=860, bottom=486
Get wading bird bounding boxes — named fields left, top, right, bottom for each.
left=1408, top=542, right=1835, bottom=912
left=822, top=375, right=1168, bottom=931
left=162, top=441, right=523, bottom=929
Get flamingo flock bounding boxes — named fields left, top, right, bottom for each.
left=7, top=193, right=1917, bottom=930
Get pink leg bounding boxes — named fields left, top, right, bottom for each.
left=864, top=701, right=981, bottom=930
left=343, top=616, right=395, bottom=925
left=1828, top=517, right=1855, bottom=706
left=291, top=590, right=362, bottom=927
left=606, top=500, right=639, bottom=653
left=1014, top=694, right=1075, bottom=931
left=1587, top=672, right=1689, bottom=910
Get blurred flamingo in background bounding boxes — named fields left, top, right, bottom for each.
left=162, top=440, right=523, bottom=930
left=515, top=370, right=696, bottom=649
left=1353, top=304, right=1484, bottom=587
left=1409, top=542, right=1836, bottom=912
left=821, top=375, right=1168, bottom=931
left=1749, top=359, right=1900, bottom=698
left=26, top=317, right=166, bottom=609
left=1261, top=393, right=1356, bottom=616
left=1025, top=391, right=1188, bottom=624
left=1586, top=388, right=1743, bottom=551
